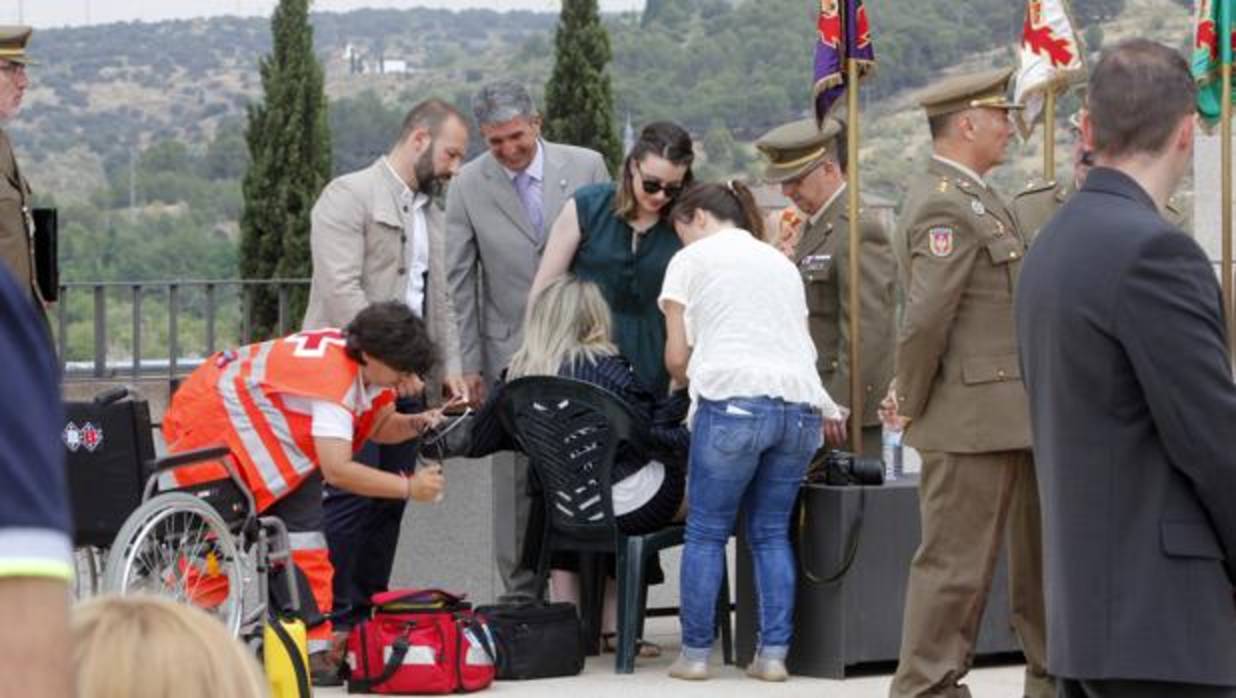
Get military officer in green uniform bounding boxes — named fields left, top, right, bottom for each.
left=886, top=67, right=1052, bottom=698
left=755, top=116, right=897, bottom=456
left=1014, top=109, right=1186, bottom=240
left=0, top=26, right=37, bottom=305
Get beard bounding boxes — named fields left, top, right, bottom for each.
left=414, top=146, right=445, bottom=198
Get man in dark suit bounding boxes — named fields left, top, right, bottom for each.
left=1017, top=39, right=1236, bottom=698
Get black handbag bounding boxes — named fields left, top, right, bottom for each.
left=473, top=602, right=584, bottom=680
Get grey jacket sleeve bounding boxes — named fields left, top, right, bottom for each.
left=427, top=206, right=462, bottom=377
left=444, top=178, right=483, bottom=375
left=308, top=180, right=370, bottom=328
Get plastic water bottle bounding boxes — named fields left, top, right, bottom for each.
left=882, top=421, right=904, bottom=482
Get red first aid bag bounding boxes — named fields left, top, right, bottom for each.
left=346, top=589, right=495, bottom=694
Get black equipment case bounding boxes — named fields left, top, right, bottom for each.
left=63, top=390, right=156, bottom=547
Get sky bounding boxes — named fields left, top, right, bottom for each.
left=1, top=0, right=647, bottom=28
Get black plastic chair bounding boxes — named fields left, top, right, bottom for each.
left=499, top=375, right=732, bottom=674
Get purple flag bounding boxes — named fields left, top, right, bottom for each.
left=814, top=0, right=876, bottom=123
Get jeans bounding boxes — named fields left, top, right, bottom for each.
left=679, top=396, right=822, bottom=661
left=324, top=396, right=422, bottom=631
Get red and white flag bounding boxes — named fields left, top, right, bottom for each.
left=1013, top=0, right=1086, bottom=138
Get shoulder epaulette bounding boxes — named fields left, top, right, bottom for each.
left=1015, top=179, right=1056, bottom=198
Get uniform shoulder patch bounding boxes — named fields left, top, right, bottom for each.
left=928, top=227, right=954, bottom=257
left=1016, top=179, right=1056, bottom=198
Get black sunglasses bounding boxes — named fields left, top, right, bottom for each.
left=635, top=163, right=684, bottom=198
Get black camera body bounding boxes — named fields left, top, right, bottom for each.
left=821, top=449, right=884, bottom=487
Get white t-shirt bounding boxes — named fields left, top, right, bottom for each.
left=281, top=372, right=390, bottom=442
left=658, top=227, right=840, bottom=419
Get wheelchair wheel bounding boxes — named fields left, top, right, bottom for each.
left=72, top=546, right=103, bottom=600
left=102, top=493, right=245, bottom=635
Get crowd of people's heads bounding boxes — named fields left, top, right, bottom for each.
left=56, top=36, right=1212, bottom=695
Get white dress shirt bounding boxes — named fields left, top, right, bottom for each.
left=383, top=157, right=430, bottom=317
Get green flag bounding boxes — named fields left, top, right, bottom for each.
left=1194, top=0, right=1235, bottom=126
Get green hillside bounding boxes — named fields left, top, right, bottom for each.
left=14, top=0, right=1195, bottom=362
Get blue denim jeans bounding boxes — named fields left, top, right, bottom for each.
left=679, top=396, right=822, bottom=661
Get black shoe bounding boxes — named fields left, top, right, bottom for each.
left=309, top=650, right=344, bottom=687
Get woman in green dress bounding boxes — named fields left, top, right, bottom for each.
left=529, top=122, right=695, bottom=396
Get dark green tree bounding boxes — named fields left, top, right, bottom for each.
left=544, top=0, right=622, bottom=172
left=239, top=0, right=331, bottom=340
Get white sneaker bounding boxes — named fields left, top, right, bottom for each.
left=745, top=656, right=789, bottom=682
left=667, top=654, right=710, bottom=681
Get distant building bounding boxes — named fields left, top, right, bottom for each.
left=342, top=44, right=413, bottom=75
left=379, top=59, right=408, bottom=74
left=622, top=113, right=635, bottom=156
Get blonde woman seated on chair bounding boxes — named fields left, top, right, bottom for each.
left=463, top=274, right=688, bottom=658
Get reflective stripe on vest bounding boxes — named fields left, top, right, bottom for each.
left=247, top=341, right=316, bottom=484
left=218, top=343, right=291, bottom=499
left=288, top=532, right=327, bottom=550
left=218, top=341, right=315, bottom=502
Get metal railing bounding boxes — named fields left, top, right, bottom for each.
left=56, top=279, right=310, bottom=382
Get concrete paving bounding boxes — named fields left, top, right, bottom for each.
left=319, top=617, right=1028, bottom=698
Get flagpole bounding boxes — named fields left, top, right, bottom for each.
left=846, top=56, right=863, bottom=454
left=1044, top=82, right=1056, bottom=181
left=1222, top=0, right=1234, bottom=355
left=1223, top=58, right=1233, bottom=355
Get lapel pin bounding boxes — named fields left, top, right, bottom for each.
left=971, top=200, right=986, bottom=216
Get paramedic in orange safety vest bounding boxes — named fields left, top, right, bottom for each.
left=159, top=301, right=447, bottom=684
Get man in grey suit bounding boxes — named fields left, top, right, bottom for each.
left=303, top=98, right=468, bottom=683
left=445, top=81, right=609, bottom=597
left=1017, top=39, right=1236, bottom=698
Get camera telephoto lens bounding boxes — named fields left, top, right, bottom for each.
left=850, top=456, right=885, bottom=486
left=820, top=450, right=885, bottom=486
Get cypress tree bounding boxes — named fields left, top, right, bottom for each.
left=543, top=0, right=622, bottom=172
left=239, top=0, right=331, bottom=340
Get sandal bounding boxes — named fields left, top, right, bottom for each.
left=601, top=633, right=663, bottom=658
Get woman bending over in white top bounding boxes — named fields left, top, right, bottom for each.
left=658, top=180, right=845, bottom=682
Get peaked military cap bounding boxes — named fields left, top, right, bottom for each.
left=918, top=67, right=1021, bottom=118
left=0, top=26, right=32, bottom=65
left=755, top=117, right=844, bottom=184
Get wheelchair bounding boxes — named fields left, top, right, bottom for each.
left=68, top=386, right=304, bottom=638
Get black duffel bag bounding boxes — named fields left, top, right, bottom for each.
left=474, top=602, right=585, bottom=680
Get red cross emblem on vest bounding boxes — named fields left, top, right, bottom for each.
left=285, top=329, right=346, bottom=358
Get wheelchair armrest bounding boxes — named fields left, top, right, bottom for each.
left=147, top=445, right=231, bottom=472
